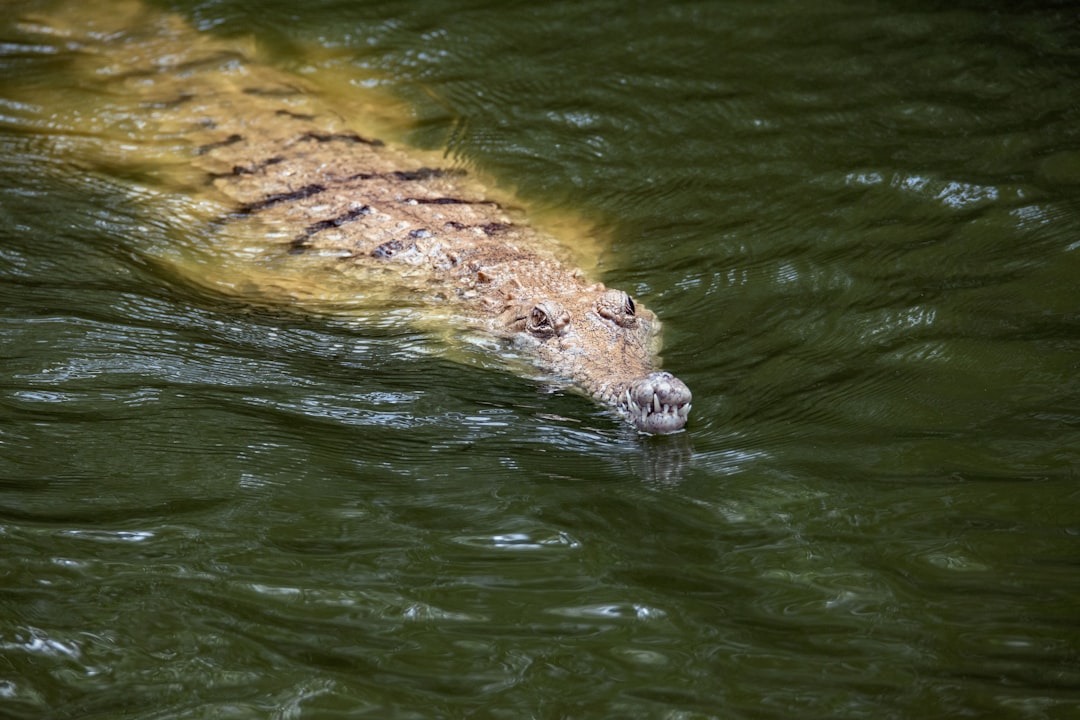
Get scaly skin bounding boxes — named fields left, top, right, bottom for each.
left=23, top=1, right=692, bottom=433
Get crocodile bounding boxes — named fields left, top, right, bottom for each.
left=21, top=1, right=692, bottom=434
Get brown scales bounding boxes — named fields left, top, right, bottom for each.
left=24, top=0, right=692, bottom=433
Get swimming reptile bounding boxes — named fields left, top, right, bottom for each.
left=21, top=1, right=692, bottom=433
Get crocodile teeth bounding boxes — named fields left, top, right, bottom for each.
left=619, top=372, right=691, bottom=433
left=623, top=392, right=687, bottom=417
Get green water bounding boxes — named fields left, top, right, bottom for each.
left=2, top=0, right=1079, bottom=717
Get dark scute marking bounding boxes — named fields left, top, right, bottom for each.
left=288, top=206, right=370, bottom=253
left=480, top=222, right=511, bottom=236
left=407, top=197, right=466, bottom=205
left=407, top=228, right=432, bottom=239
left=208, top=155, right=285, bottom=179
left=421, top=197, right=465, bottom=204
left=276, top=109, right=317, bottom=121
left=300, top=205, right=372, bottom=238
left=391, top=167, right=467, bottom=182
left=444, top=221, right=467, bottom=231
left=371, top=239, right=404, bottom=259
left=343, top=171, right=471, bottom=186
left=237, top=183, right=327, bottom=214
left=196, top=134, right=244, bottom=155
left=406, top=196, right=499, bottom=207
left=261, top=156, right=286, bottom=169
left=299, top=131, right=383, bottom=147
left=392, top=167, right=443, bottom=182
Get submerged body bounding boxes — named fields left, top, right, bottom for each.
left=23, top=1, right=691, bottom=433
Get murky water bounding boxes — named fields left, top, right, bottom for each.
left=2, top=0, right=1079, bottom=717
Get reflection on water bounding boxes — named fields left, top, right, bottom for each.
left=2, top=0, right=1080, bottom=717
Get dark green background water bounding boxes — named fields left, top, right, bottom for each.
left=2, top=0, right=1079, bottom=717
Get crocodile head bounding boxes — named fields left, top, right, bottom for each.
left=502, top=288, right=692, bottom=433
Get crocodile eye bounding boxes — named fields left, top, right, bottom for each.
left=526, top=302, right=570, bottom=338
left=596, top=289, right=638, bottom=328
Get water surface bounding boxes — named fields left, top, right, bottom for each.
left=2, top=0, right=1079, bottom=717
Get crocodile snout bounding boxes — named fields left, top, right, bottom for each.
left=621, top=371, right=692, bottom=434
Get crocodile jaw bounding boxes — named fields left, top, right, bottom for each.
left=618, top=372, right=692, bottom=434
